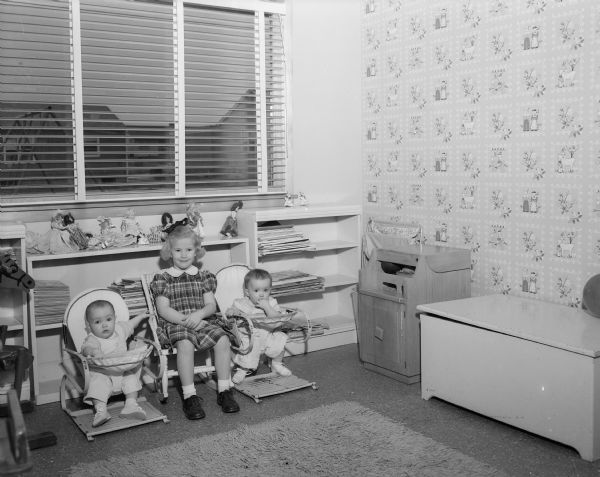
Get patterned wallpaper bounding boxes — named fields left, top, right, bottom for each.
left=361, top=0, right=600, bottom=306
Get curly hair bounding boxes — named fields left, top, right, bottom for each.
left=160, top=225, right=206, bottom=262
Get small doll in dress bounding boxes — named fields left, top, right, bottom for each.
left=185, top=203, right=205, bottom=239
left=220, top=201, right=243, bottom=238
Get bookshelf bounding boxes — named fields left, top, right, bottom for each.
left=0, top=222, right=32, bottom=403
left=237, top=204, right=362, bottom=354
left=26, top=236, right=249, bottom=404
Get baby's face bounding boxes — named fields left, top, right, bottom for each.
left=87, top=305, right=116, bottom=339
left=245, top=278, right=271, bottom=305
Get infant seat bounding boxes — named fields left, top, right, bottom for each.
left=60, top=288, right=168, bottom=441
left=214, top=263, right=317, bottom=403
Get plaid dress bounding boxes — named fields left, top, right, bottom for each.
left=149, top=269, right=226, bottom=352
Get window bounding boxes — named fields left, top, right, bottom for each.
left=0, top=0, right=287, bottom=205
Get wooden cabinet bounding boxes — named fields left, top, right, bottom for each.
left=357, top=242, right=470, bottom=384
left=237, top=205, right=362, bottom=354
left=26, top=236, right=249, bottom=404
left=0, top=222, right=32, bottom=403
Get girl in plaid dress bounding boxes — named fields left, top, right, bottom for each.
left=150, top=225, right=239, bottom=419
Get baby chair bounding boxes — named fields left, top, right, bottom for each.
left=60, top=288, right=168, bottom=441
left=140, top=272, right=253, bottom=403
left=214, top=263, right=317, bottom=403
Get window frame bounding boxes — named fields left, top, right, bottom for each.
left=0, top=0, right=288, bottom=208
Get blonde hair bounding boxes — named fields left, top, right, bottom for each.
left=160, top=225, right=206, bottom=262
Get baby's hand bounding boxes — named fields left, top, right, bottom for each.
left=133, top=311, right=150, bottom=321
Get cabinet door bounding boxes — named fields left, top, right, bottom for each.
left=357, top=292, right=404, bottom=373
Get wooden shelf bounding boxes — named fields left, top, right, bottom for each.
left=239, top=205, right=361, bottom=353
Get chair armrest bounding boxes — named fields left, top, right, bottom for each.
left=132, top=336, right=165, bottom=380
left=62, top=348, right=91, bottom=395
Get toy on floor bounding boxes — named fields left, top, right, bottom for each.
left=220, top=201, right=243, bottom=238
left=61, top=288, right=167, bottom=441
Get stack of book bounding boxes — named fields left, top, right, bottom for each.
left=34, top=280, right=70, bottom=326
left=287, top=321, right=329, bottom=340
left=270, top=270, right=325, bottom=298
left=257, top=223, right=315, bottom=257
left=108, top=278, right=147, bottom=317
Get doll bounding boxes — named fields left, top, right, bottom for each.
left=120, top=208, right=143, bottom=239
left=220, top=201, right=243, bottom=238
left=48, top=210, right=79, bottom=254
left=160, top=212, right=174, bottom=241
left=63, top=212, right=89, bottom=250
left=296, top=192, right=308, bottom=207
left=185, top=203, right=205, bottom=239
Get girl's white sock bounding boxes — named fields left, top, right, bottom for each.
left=217, top=379, right=231, bottom=393
left=182, top=384, right=196, bottom=399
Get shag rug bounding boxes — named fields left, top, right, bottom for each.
left=69, top=401, right=507, bottom=477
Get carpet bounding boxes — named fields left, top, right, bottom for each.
left=69, top=401, right=508, bottom=477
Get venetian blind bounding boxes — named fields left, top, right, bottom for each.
left=264, top=12, right=286, bottom=190
left=0, top=0, right=75, bottom=203
left=183, top=5, right=259, bottom=193
left=79, top=0, right=176, bottom=199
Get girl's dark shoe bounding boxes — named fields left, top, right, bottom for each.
left=217, top=389, right=240, bottom=413
left=183, top=395, right=205, bottom=420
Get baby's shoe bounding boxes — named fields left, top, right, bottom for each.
left=92, top=409, right=111, bottom=428
left=270, top=359, right=292, bottom=377
left=120, top=401, right=147, bottom=420
left=232, top=367, right=253, bottom=385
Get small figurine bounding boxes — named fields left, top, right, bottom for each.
left=120, top=208, right=144, bottom=240
left=186, top=202, right=205, bottom=239
left=63, top=211, right=89, bottom=250
left=284, top=193, right=294, bottom=207
left=220, top=200, right=243, bottom=238
left=48, top=210, right=79, bottom=254
left=297, top=192, right=308, bottom=207
left=159, top=212, right=174, bottom=241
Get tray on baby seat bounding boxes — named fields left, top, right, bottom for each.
left=86, top=345, right=153, bottom=373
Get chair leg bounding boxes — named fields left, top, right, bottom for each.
left=161, top=371, right=169, bottom=403
left=13, top=347, right=32, bottom=400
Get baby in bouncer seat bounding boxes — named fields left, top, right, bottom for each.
left=81, top=300, right=149, bottom=427
left=230, top=268, right=292, bottom=384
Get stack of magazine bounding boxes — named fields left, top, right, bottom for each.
left=270, top=270, right=325, bottom=297
left=34, top=280, right=70, bottom=326
left=257, top=223, right=315, bottom=257
left=108, top=277, right=147, bottom=317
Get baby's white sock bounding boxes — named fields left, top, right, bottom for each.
left=95, top=401, right=107, bottom=413
left=182, top=384, right=196, bottom=399
left=217, top=379, right=231, bottom=393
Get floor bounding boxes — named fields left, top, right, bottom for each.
left=23, top=344, right=600, bottom=476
